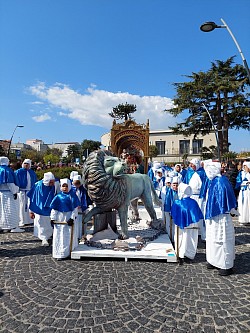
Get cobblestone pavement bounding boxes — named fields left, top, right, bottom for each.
left=0, top=219, right=249, bottom=333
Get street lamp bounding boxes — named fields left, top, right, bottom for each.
left=200, top=18, right=250, bottom=83
left=7, top=125, right=24, bottom=157
left=201, top=104, right=221, bottom=162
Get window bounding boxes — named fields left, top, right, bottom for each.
left=179, top=140, right=190, bottom=154
left=155, top=141, right=166, bottom=155
left=192, top=139, right=203, bottom=154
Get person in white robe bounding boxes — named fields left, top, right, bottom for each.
left=171, top=183, right=203, bottom=264
left=237, top=161, right=250, bottom=225
left=15, top=159, right=37, bottom=226
left=163, top=176, right=180, bottom=240
left=183, top=158, right=207, bottom=241
left=0, top=156, right=24, bottom=233
left=50, top=179, right=80, bottom=260
left=27, top=172, right=56, bottom=246
left=204, top=162, right=237, bottom=276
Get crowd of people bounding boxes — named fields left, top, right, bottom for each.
left=0, top=157, right=91, bottom=260
left=0, top=155, right=249, bottom=274
left=148, top=158, right=250, bottom=276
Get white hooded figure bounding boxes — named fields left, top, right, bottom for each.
left=0, top=157, right=23, bottom=233
left=27, top=171, right=56, bottom=246
left=15, top=159, right=37, bottom=226
left=185, top=158, right=207, bottom=241
left=204, top=162, right=236, bottom=276
left=72, top=174, right=84, bottom=239
left=172, top=183, right=202, bottom=263
left=50, top=178, right=79, bottom=260
left=238, top=161, right=250, bottom=225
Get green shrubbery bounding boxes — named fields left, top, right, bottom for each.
left=35, top=167, right=83, bottom=180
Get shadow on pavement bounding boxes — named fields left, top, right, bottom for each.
left=0, top=246, right=52, bottom=258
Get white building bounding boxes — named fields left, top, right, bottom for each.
left=26, top=139, right=48, bottom=152
left=47, top=142, right=80, bottom=157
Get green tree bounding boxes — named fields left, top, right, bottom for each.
left=0, top=145, right=6, bottom=156
left=66, top=144, right=81, bottom=162
left=149, top=145, right=158, bottom=160
left=222, top=151, right=238, bottom=162
left=43, top=153, right=60, bottom=165
left=21, top=150, right=44, bottom=163
left=200, top=145, right=218, bottom=160
left=46, top=147, right=63, bottom=158
left=166, top=57, right=250, bottom=156
left=109, top=102, right=137, bottom=121
left=81, top=139, right=102, bottom=158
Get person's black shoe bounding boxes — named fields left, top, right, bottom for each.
left=206, top=262, right=217, bottom=269
left=179, top=258, right=184, bottom=265
left=218, top=268, right=234, bottom=276
left=184, top=257, right=193, bottom=264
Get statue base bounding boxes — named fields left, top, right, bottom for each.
left=71, top=206, right=177, bottom=263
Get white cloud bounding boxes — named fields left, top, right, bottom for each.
left=32, top=113, right=51, bottom=122
left=28, top=82, right=177, bottom=129
left=30, top=101, right=44, bottom=105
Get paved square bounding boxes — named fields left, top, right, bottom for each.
left=0, top=219, right=249, bottom=333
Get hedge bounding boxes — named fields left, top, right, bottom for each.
left=35, top=167, right=83, bottom=181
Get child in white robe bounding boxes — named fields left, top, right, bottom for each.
left=50, top=179, right=80, bottom=260
left=171, top=183, right=203, bottom=264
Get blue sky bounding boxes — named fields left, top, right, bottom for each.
left=0, top=0, right=249, bottom=152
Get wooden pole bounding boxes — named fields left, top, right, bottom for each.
left=176, top=226, right=179, bottom=260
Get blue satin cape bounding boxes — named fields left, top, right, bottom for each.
left=27, top=180, right=56, bottom=216
left=15, top=168, right=37, bottom=188
left=171, top=197, right=204, bottom=229
left=164, top=188, right=178, bottom=212
left=71, top=185, right=90, bottom=211
left=50, top=191, right=80, bottom=213
left=205, top=176, right=236, bottom=219
left=183, top=167, right=206, bottom=185
left=0, top=165, right=15, bottom=184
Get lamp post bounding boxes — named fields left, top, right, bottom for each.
left=7, top=125, right=24, bottom=157
left=201, top=104, right=221, bottom=162
left=200, top=18, right=250, bottom=83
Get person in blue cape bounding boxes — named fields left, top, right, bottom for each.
left=237, top=161, right=250, bottom=225
left=183, top=158, right=207, bottom=241
left=15, top=159, right=37, bottom=226
left=27, top=172, right=56, bottom=246
left=163, top=176, right=179, bottom=240
left=71, top=174, right=92, bottom=239
left=172, top=163, right=187, bottom=182
left=204, top=162, right=237, bottom=276
left=153, top=168, right=166, bottom=198
left=0, top=156, right=24, bottom=233
left=147, top=161, right=162, bottom=181
left=50, top=178, right=80, bottom=260
left=171, top=182, right=203, bottom=264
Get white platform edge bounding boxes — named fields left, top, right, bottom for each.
left=71, top=205, right=177, bottom=262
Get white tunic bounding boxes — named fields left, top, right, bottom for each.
left=18, top=172, right=33, bottom=226
left=238, top=175, right=250, bottom=224
left=174, top=222, right=200, bottom=259
left=75, top=188, right=83, bottom=239
left=205, top=214, right=235, bottom=269
left=189, top=172, right=206, bottom=240
left=50, top=209, right=78, bottom=259
left=33, top=214, right=53, bottom=241
left=0, top=183, right=19, bottom=230
left=161, top=186, right=175, bottom=240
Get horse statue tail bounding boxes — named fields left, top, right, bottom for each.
left=150, top=180, right=162, bottom=207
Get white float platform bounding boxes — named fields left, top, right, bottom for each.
left=71, top=206, right=177, bottom=263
